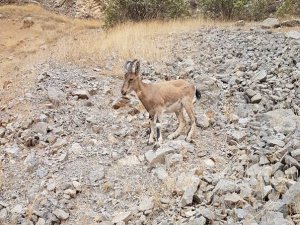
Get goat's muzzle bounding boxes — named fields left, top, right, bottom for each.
left=121, top=90, right=126, bottom=96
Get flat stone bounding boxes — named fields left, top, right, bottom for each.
left=47, top=87, right=65, bottom=105
left=213, top=179, right=237, bottom=194
left=291, top=149, right=300, bottom=161
left=261, top=18, right=280, bottom=28
left=0, top=208, right=8, bottom=220
left=153, top=167, right=168, bottom=180
left=245, top=89, right=257, bottom=98
left=118, top=155, right=140, bottom=166
left=53, top=209, right=69, bottom=220
left=261, top=211, right=289, bottom=225
left=252, top=70, right=267, bottom=83
left=112, top=212, right=132, bottom=224
left=138, top=196, right=154, bottom=211
left=285, top=31, right=300, bottom=39
left=36, top=218, right=46, bottom=225
left=4, top=144, right=20, bottom=156
left=224, top=193, right=243, bottom=206
left=69, top=143, right=83, bottom=155
left=72, top=89, right=90, bottom=99
left=261, top=109, right=300, bottom=134
left=251, top=93, right=262, bottom=103
left=33, top=122, right=48, bottom=135
left=188, top=216, right=206, bottom=225
left=11, top=204, right=24, bottom=214
left=267, top=139, right=285, bottom=147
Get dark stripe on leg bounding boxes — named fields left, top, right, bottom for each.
left=157, top=127, right=160, bottom=140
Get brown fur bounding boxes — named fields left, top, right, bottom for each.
left=121, top=60, right=199, bottom=147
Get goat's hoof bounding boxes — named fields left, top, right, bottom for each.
left=147, top=140, right=155, bottom=145
left=154, top=142, right=161, bottom=149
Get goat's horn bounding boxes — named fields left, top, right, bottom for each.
left=124, top=61, right=131, bottom=71
left=129, top=59, right=138, bottom=73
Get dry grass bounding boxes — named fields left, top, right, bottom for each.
left=52, top=18, right=239, bottom=69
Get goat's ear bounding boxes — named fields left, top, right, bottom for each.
left=134, top=61, right=140, bottom=75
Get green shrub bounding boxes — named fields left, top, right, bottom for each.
left=197, top=0, right=246, bottom=19
left=104, top=0, right=189, bottom=27
left=277, top=0, right=300, bottom=16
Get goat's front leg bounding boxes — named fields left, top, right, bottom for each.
left=154, top=114, right=163, bottom=148
left=148, top=114, right=155, bottom=145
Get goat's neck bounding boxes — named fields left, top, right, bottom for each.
left=133, top=78, right=147, bottom=98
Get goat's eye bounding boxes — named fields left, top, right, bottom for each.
left=129, top=79, right=133, bottom=82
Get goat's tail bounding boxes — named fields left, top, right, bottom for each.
left=195, top=88, right=201, bottom=100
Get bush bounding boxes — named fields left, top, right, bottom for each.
left=277, top=0, right=300, bottom=16
left=197, top=0, right=298, bottom=20
left=197, top=0, right=246, bottom=19
left=104, top=0, right=189, bottom=27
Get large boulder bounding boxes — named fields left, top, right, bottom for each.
left=261, top=18, right=280, bottom=28
left=260, top=109, right=300, bottom=134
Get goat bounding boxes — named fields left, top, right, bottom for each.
left=121, top=59, right=201, bottom=147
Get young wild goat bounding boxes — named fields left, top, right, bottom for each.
left=121, top=59, right=201, bottom=147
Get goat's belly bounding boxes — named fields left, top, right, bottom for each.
left=164, top=101, right=182, bottom=113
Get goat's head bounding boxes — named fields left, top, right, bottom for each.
left=121, top=59, right=140, bottom=96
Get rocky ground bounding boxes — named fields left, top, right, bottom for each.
left=1, top=9, right=300, bottom=225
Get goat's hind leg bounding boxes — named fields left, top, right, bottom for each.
left=168, top=108, right=185, bottom=140
left=182, top=100, right=196, bottom=142
left=147, top=114, right=155, bottom=145
left=154, top=114, right=163, bottom=148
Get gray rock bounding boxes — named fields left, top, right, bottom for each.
left=251, top=93, right=262, bottom=103
left=36, top=218, right=46, bottom=225
left=112, top=212, right=132, bottom=224
left=153, top=167, right=168, bottom=180
left=284, top=155, right=300, bottom=168
left=72, top=89, right=90, bottom=99
left=24, top=151, right=37, bottom=171
left=261, top=18, right=280, bottom=28
left=267, top=139, right=285, bottom=147
left=197, top=206, right=215, bottom=221
left=282, top=179, right=300, bottom=205
left=145, top=140, right=193, bottom=165
left=118, top=155, right=140, bottom=166
left=284, top=166, right=297, bottom=177
left=69, top=143, right=83, bottom=155
left=213, top=179, right=237, bottom=194
left=52, top=138, right=67, bottom=149
left=33, top=122, right=48, bottom=135
left=285, top=31, right=300, bottom=40
left=176, top=172, right=200, bottom=207
left=261, top=109, right=300, bottom=134
left=260, top=211, right=289, bottom=225
left=4, top=144, right=20, bottom=156
left=47, top=87, right=65, bottom=105
left=138, top=196, right=154, bottom=211
left=252, top=70, right=267, bottom=83
left=0, top=208, right=8, bottom=220
left=224, top=193, right=243, bottom=206
left=165, top=153, right=183, bottom=168
left=53, top=209, right=69, bottom=220
left=291, top=149, right=300, bottom=161
left=11, top=204, right=24, bottom=214
left=245, top=89, right=257, bottom=98
left=227, top=130, right=247, bottom=143
left=188, top=217, right=206, bottom=225
left=196, top=114, right=210, bottom=128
